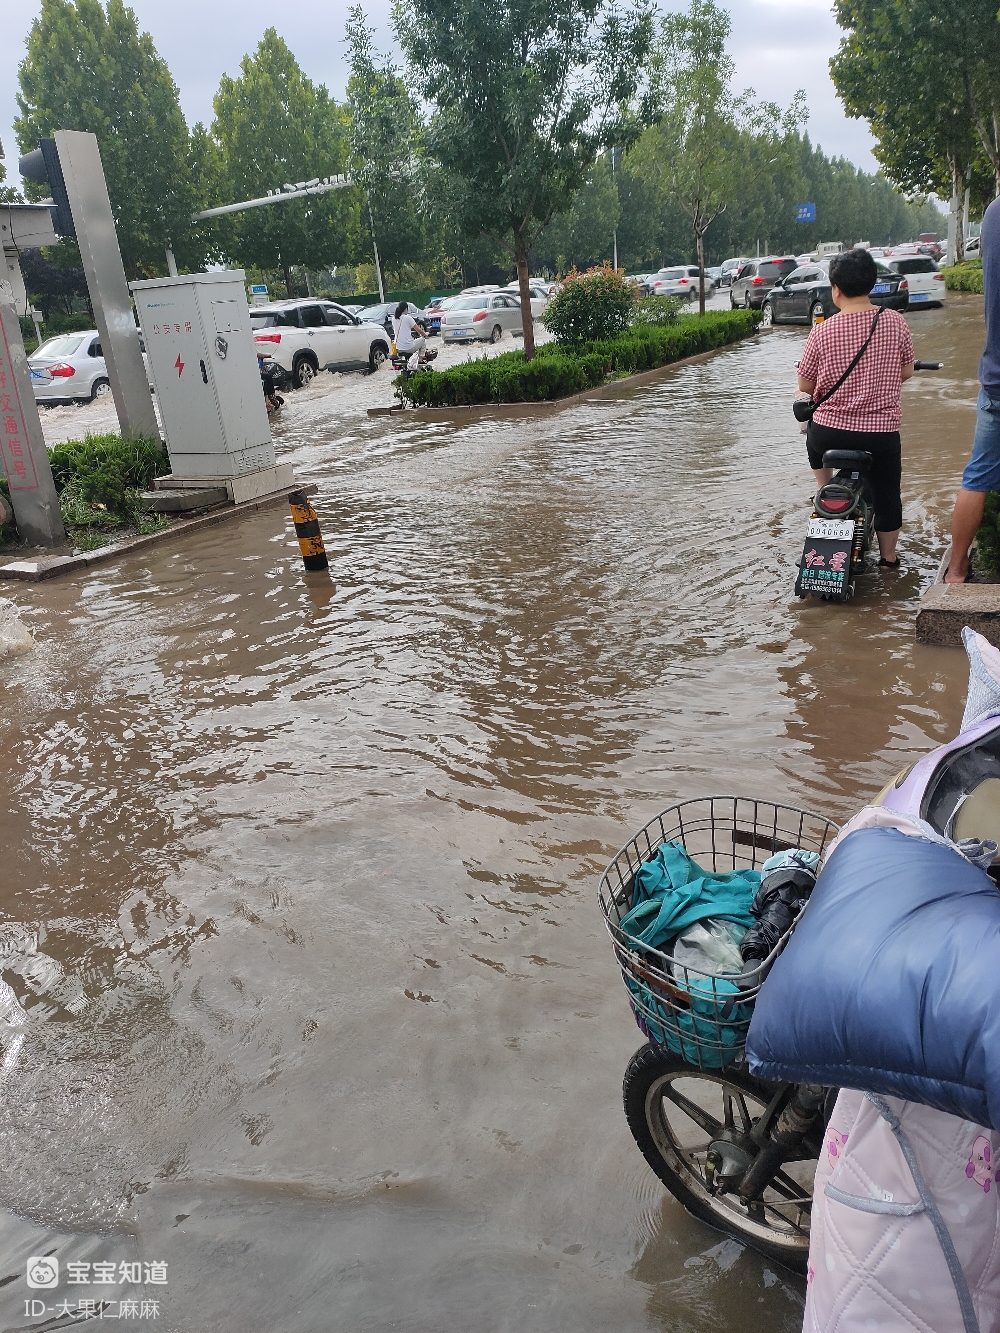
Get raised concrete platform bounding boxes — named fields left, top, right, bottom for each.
left=916, top=545, right=1000, bottom=646
left=0, top=481, right=317, bottom=583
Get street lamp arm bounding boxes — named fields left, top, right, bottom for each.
left=192, top=175, right=352, bottom=221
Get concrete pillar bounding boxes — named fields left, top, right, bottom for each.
left=0, top=291, right=66, bottom=546
left=53, top=130, right=158, bottom=440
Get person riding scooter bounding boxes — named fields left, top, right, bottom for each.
left=392, top=301, right=430, bottom=371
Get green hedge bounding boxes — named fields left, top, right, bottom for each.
left=396, top=310, right=759, bottom=407
left=942, top=262, right=984, bottom=294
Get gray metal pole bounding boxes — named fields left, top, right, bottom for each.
left=53, top=130, right=158, bottom=440
left=369, top=204, right=385, bottom=303
left=0, top=290, right=66, bottom=546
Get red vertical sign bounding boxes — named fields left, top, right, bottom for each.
left=0, top=318, right=40, bottom=492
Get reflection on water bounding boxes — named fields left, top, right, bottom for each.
left=0, top=296, right=983, bottom=1329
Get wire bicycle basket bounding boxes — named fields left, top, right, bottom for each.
left=598, top=797, right=839, bottom=1070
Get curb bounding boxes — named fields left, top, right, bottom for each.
left=368, top=329, right=767, bottom=423
left=0, top=482, right=318, bottom=583
left=916, top=544, right=1000, bottom=646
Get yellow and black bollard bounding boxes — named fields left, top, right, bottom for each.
left=288, top=489, right=329, bottom=572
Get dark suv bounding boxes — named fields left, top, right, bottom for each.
left=729, top=257, right=799, bottom=310
left=760, top=260, right=909, bottom=326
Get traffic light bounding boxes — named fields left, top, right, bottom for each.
left=18, top=139, right=76, bottom=238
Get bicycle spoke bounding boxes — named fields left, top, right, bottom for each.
left=660, top=1083, right=723, bottom=1139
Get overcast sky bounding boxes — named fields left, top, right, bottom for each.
left=2, top=0, right=881, bottom=193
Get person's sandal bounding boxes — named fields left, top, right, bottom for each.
left=878, top=557, right=901, bottom=570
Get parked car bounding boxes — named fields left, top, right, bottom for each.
left=626, top=273, right=658, bottom=294
left=729, top=257, right=799, bottom=310
left=966, top=235, right=981, bottom=258
left=251, top=298, right=392, bottom=385
left=705, top=266, right=722, bottom=288
left=423, top=296, right=457, bottom=336
left=887, top=256, right=947, bottom=307
left=760, top=259, right=909, bottom=326
left=720, top=257, right=750, bottom=288
left=650, top=265, right=701, bottom=300
left=501, top=283, right=550, bottom=318
left=29, top=329, right=153, bottom=404
left=439, top=292, right=524, bottom=343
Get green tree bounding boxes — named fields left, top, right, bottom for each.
left=539, top=155, right=620, bottom=271
left=631, top=0, right=805, bottom=312
left=396, top=0, right=653, bottom=357
left=830, top=0, right=991, bottom=257
left=211, top=30, right=359, bottom=295
left=15, top=0, right=201, bottom=276
left=0, top=157, right=23, bottom=205
left=345, top=7, right=428, bottom=291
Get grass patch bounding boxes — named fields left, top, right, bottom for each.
left=0, top=432, right=169, bottom=552
left=395, top=309, right=760, bottom=408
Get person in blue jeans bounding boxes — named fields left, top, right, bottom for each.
left=946, top=196, right=1000, bottom=582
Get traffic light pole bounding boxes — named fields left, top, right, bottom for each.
left=50, top=131, right=158, bottom=441
left=0, top=289, right=66, bottom=546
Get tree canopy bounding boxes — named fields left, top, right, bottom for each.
left=629, top=0, right=804, bottom=309
left=830, top=0, right=1000, bottom=239
left=15, top=0, right=202, bottom=275
left=396, top=0, right=653, bottom=355
left=210, top=30, right=359, bottom=293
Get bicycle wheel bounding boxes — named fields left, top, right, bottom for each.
left=623, top=1043, right=818, bottom=1272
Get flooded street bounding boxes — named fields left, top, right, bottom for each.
left=0, top=294, right=984, bottom=1331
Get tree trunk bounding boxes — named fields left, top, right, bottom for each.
left=515, top=239, right=536, bottom=360
left=283, top=261, right=294, bottom=299
left=696, top=229, right=706, bottom=316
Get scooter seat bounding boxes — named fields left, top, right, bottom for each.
left=822, top=449, right=872, bottom=471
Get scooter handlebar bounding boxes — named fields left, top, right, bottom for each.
left=913, top=360, right=943, bottom=370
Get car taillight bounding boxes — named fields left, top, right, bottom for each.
left=678, top=278, right=688, bottom=284
left=473, top=311, right=487, bottom=321
left=899, top=279, right=908, bottom=290
left=933, top=273, right=945, bottom=281
left=255, top=332, right=281, bottom=343
left=48, top=363, right=75, bottom=377
left=822, top=498, right=852, bottom=512
left=752, top=276, right=764, bottom=285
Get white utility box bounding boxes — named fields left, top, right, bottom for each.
left=130, top=270, right=275, bottom=479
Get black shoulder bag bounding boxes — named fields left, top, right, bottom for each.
left=793, top=306, right=884, bottom=422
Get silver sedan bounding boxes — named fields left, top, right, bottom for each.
left=28, top=330, right=112, bottom=404
left=439, top=293, right=525, bottom=343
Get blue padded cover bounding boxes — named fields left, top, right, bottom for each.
left=746, top=826, right=1000, bottom=1129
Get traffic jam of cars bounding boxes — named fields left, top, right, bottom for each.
left=26, top=238, right=951, bottom=406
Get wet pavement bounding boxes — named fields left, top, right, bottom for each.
left=0, top=293, right=983, bottom=1331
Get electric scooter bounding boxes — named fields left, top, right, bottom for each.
left=794, top=360, right=942, bottom=602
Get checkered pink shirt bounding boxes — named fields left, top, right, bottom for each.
left=798, top=308, right=914, bottom=431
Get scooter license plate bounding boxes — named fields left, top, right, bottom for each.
left=806, top=518, right=854, bottom=541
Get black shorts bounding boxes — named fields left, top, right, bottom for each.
left=806, top=421, right=902, bottom=532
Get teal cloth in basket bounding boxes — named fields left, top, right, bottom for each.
left=620, top=841, right=761, bottom=1067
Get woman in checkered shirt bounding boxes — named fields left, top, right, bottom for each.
left=797, top=249, right=915, bottom=570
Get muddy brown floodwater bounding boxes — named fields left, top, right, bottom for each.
left=0, top=295, right=986, bottom=1332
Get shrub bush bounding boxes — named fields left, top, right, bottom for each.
left=397, top=309, right=758, bottom=407
left=942, top=262, right=984, bottom=294
left=977, top=491, right=1000, bottom=577
left=48, top=433, right=166, bottom=510
left=541, top=266, right=637, bottom=343
left=634, top=294, right=682, bottom=326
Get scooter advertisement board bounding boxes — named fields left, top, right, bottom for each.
left=797, top=518, right=855, bottom=597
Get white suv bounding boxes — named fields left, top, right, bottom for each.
left=250, top=299, right=392, bottom=387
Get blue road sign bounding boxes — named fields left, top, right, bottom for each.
left=796, top=203, right=816, bottom=223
